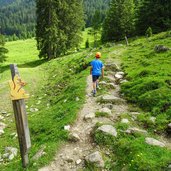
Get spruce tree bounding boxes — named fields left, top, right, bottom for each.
left=36, top=0, right=84, bottom=59
left=0, top=34, right=8, bottom=62
left=101, top=0, right=135, bottom=42
left=136, top=0, right=171, bottom=35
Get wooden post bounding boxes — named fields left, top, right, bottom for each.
left=10, top=64, right=31, bottom=168
left=125, top=36, right=129, bottom=46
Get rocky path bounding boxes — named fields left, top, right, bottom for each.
left=39, top=58, right=128, bottom=171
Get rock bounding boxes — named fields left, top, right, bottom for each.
left=0, top=115, right=4, bottom=120
left=76, top=97, right=80, bottom=101
left=102, top=103, right=113, bottom=110
left=8, top=154, right=14, bottom=161
left=0, top=130, right=4, bottom=135
left=85, top=151, right=104, bottom=168
left=68, top=133, right=80, bottom=142
left=65, top=156, right=74, bottom=163
left=125, top=127, right=147, bottom=134
left=32, top=146, right=46, bottom=161
left=149, top=117, right=156, bottom=123
left=5, top=147, right=18, bottom=156
left=98, top=108, right=112, bottom=115
left=98, top=95, right=125, bottom=104
left=76, top=159, right=82, bottom=165
left=0, top=122, right=6, bottom=130
left=168, top=123, right=171, bottom=129
left=64, top=125, right=70, bottom=131
left=121, top=118, right=129, bottom=124
left=97, top=125, right=117, bottom=137
left=168, top=164, right=171, bottom=169
left=154, top=45, right=170, bottom=53
left=30, top=108, right=39, bottom=112
left=2, top=153, right=10, bottom=159
left=1, top=111, right=7, bottom=115
left=105, top=63, right=120, bottom=72
left=84, top=113, right=95, bottom=121
left=145, top=137, right=165, bottom=147
left=120, top=79, right=128, bottom=84
left=115, top=72, right=124, bottom=79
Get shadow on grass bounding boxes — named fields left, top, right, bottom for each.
left=0, top=59, right=47, bottom=74
left=18, top=59, right=47, bottom=68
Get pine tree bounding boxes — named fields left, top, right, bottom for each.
left=101, top=0, right=135, bottom=42
left=36, top=0, right=84, bottom=59
left=136, top=0, right=171, bottom=35
left=0, top=34, right=8, bottom=62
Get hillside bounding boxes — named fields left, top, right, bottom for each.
left=0, top=31, right=171, bottom=170
left=0, top=0, right=110, bottom=38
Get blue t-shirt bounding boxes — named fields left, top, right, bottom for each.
left=91, top=59, right=104, bottom=76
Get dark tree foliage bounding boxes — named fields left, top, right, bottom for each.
left=36, top=0, right=84, bottom=59
left=102, top=0, right=135, bottom=42
left=0, top=0, right=36, bottom=40
left=83, top=0, right=111, bottom=27
left=0, top=34, right=8, bottom=62
left=136, top=0, right=171, bottom=35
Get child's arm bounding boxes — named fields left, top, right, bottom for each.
left=90, top=66, right=92, bottom=75
left=101, top=67, right=104, bottom=78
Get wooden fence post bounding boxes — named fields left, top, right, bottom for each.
left=9, top=64, right=31, bottom=168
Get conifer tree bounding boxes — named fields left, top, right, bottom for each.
left=0, top=34, right=8, bottom=62
left=36, top=0, right=84, bottom=59
left=101, top=0, right=135, bottom=42
left=136, top=0, right=171, bottom=35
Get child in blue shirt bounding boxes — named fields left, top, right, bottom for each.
left=90, top=52, right=104, bottom=96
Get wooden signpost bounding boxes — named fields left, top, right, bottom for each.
left=9, top=64, right=31, bottom=168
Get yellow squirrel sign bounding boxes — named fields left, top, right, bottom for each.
left=9, top=74, right=29, bottom=100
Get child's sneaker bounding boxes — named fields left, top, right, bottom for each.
left=93, top=90, right=96, bottom=97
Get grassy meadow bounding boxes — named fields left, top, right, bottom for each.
left=0, top=30, right=171, bottom=170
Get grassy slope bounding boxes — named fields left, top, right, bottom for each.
left=0, top=32, right=109, bottom=170
left=93, top=31, right=171, bottom=171
left=1, top=30, right=171, bottom=171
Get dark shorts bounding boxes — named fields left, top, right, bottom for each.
left=92, top=75, right=100, bottom=82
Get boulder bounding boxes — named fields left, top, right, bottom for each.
left=68, top=133, right=80, bottom=142
left=84, top=113, right=95, bottom=121
left=98, top=95, right=125, bottom=104
left=85, top=151, right=104, bottom=168
left=145, top=137, right=165, bottom=147
left=98, top=108, right=112, bottom=115
left=125, top=127, right=147, bottom=134
left=154, top=45, right=170, bottom=53
left=97, top=125, right=117, bottom=137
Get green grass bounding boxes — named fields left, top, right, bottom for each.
left=121, top=31, right=171, bottom=132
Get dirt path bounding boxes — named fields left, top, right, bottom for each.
left=39, top=54, right=128, bottom=171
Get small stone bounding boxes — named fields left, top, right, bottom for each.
left=98, top=108, right=112, bottom=115
left=97, top=125, right=117, bottom=137
left=68, top=133, right=80, bottom=142
left=64, top=125, right=70, bottom=131
left=121, top=118, right=129, bottom=124
left=145, top=137, right=165, bottom=147
left=65, top=156, right=74, bottom=163
left=0, top=115, right=4, bottom=120
left=168, top=164, right=171, bottom=169
left=8, top=154, right=14, bottom=160
left=36, top=100, right=41, bottom=105
left=76, top=97, right=80, bottom=101
left=168, top=123, right=171, bottom=129
left=64, top=99, right=67, bottom=103
left=0, top=130, right=4, bottom=135
left=32, top=146, right=46, bottom=160
left=125, top=127, right=147, bottom=134
left=3, top=153, right=9, bottom=159
left=149, top=117, right=156, bottom=123
left=85, top=151, right=104, bottom=168
left=1, top=111, right=7, bottom=115
left=5, top=147, right=18, bottom=156
left=84, top=113, right=95, bottom=121
left=76, top=159, right=82, bottom=165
